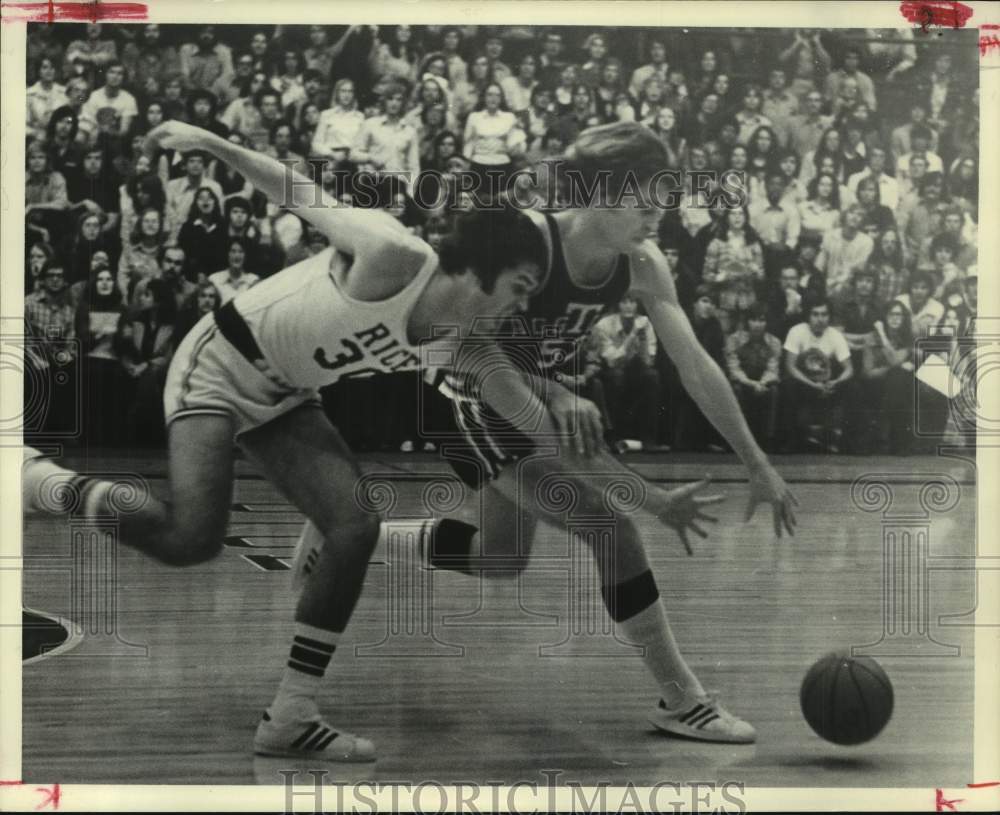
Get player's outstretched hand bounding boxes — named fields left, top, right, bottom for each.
left=146, top=121, right=212, bottom=154
left=549, top=389, right=605, bottom=458
left=744, top=462, right=798, bottom=537
left=657, top=477, right=725, bottom=556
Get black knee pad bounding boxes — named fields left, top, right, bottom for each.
left=601, top=569, right=660, bottom=622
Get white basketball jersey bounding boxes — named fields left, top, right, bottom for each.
left=231, top=245, right=439, bottom=390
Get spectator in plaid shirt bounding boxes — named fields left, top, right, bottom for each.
left=725, top=303, right=781, bottom=450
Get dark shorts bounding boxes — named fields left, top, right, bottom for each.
left=424, top=372, right=540, bottom=490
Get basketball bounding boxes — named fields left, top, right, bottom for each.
left=799, top=652, right=894, bottom=745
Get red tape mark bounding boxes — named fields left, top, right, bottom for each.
left=0, top=1, right=148, bottom=23
left=967, top=781, right=1000, bottom=788
left=899, top=1, right=974, bottom=31
left=34, top=783, right=60, bottom=810
left=936, top=788, right=965, bottom=812
left=980, top=33, right=1000, bottom=56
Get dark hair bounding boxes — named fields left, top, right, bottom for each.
left=919, top=171, right=945, bottom=195
left=475, top=82, right=509, bottom=112
left=437, top=206, right=547, bottom=294
left=45, top=105, right=79, bottom=144
left=225, top=196, right=252, bottom=217
left=929, top=232, right=959, bottom=258
left=126, top=172, right=167, bottom=213
left=808, top=171, right=842, bottom=209
left=882, top=299, right=913, bottom=348
left=186, top=89, right=219, bottom=120
left=693, top=283, right=717, bottom=305
left=129, top=206, right=165, bottom=246
left=745, top=302, right=768, bottom=322
left=184, top=185, right=225, bottom=227
left=910, top=124, right=933, bottom=143
left=144, top=277, right=178, bottom=323
left=83, top=266, right=123, bottom=311
left=718, top=206, right=761, bottom=244
left=254, top=87, right=282, bottom=110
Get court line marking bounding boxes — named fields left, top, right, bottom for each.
left=21, top=606, right=83, bottom=665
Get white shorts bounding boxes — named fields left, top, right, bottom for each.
left=163, top=313, right=321, bottom=439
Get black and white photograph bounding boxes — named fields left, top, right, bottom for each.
left=1, top=1, right=997, bottom=811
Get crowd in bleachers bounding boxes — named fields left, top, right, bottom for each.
left=23, top=23, right=979, bottom=453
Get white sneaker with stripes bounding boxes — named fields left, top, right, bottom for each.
left=253, top=711, right=376, bottom=761
left=648, top=692, right=756, bottom=744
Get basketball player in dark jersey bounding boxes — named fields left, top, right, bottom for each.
left=293, top=123, right=798, bottom=744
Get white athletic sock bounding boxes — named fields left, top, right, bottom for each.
left=617, top=601, right=707, bottom=707
left=22, top=452, right=110, bottom=516
left=269, top=622, right=341, bottom=723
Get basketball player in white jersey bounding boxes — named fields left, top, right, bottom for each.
left=294, top=123, right=799, bottom=745
left=21, top=119, right=553, bottom=761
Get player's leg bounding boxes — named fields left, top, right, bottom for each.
left=23, top=413, right=237, bottom=567
left=239, top=403, right=378, bottom=761
left=495, top=451, right=755, bottom=743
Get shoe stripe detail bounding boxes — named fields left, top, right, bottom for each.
left=697, top=714, right=720, bottom=729
left=291, top=723, right=321, bottom=749
left=315, top=731, right=339, bottom=751
left=294, top=635, right=336, bottom=654
left=680, top=704, right=706, bottom=723
left=287, top=659, right=325, bottom=677
left=302, top=726, right=331, bottom=751
left=687, top=708, right=717, bottom=727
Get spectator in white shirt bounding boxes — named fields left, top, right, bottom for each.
left=500, top=54, right=539, bottom=114
left=463, top=82, right=526, bottom=181
left=628, top=39, right=669, bottom=101
left=27, top=56, right=68, bottom=140
left=894, top=271, right=944, bottom=339
left=208, top=238, right=260, bottom=304
left=352, top=83, right=421, bottom=191
left=782, top=297, right=853, bottom=452
left=824, top=46, right=877, bottom=111
left=82, top=61, right=137, bottom=136
left=846, top=145, right=899, bottom=211
left=817, top=204, right=874, bottom=301
left=590, top=293, right=662, bottom=450
left=896, top=125, right=943, bottom=184
left=165, top=151, right=225, bottom=240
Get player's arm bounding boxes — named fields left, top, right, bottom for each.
left=630, top=239, right=798, bottom=536
left=146, top=121, right=409, bottom=257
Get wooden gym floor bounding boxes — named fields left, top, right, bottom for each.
left=20, top=451, right=977, bottom=787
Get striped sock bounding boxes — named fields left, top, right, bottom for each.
left=22, top=454, right=110, bottom=516
left=270, top=623, right=340, bottom=722
left=606, top=572, right=707, bottom=708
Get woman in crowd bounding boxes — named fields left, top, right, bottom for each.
left=854, top=176, right=895, bottom=234
left=177, top=186, right=228, bottom=280
left=702, top=206, right=765, bottom=333
left=207, top=236, right=260, bottom=304
left=74, top=266, right=128, bottom=446
left=800, top=127, right=843, bottom=186
left=775, top=149, right=807, bottom=207
left=271, top=49, right=306, bottom=109
left=118, top=206, right=166, bottom=304
left=27, top=56, right=69, bottom=140
left=120, top=277, right=176, bottom=446
left=860, top=300, right=915, bottom=454
left=524, top=86, right=555, bottom=161
left=798, top=171, right=842, bottom=242
left=869, top=228, right=909, bottom=304
left=462, top=82, right=526, bottom=188
left=312, top=79, right=366, bottom=161
left=405, top=76, right=456, bottom=132
left=25, top=241, right=56, bottom=293
left=44, top=105, right=83, bottom=182
left=684, top=92, right=721, bottom=146
left=454, top=54, right=495, bottom=120
left=119, top=170, right=166, bottom=247
left=552, top=63, right=579, bottom=115
left=186, top=89, right=230, bottom=139
left=210, top=131, right=257, bottom=207
left=646, top=106, right=685, bottom=168
left=634, top=75, right=668, bottom=123
left=220, top=69, right=268, bottom=143
left=733, top=84, right=773, bottom=145
left=25, top=140, right=70, bottom=241
left=500, top=53, right=539, bottom=114
left=173, top=280, right=220, bottom=348
left=415, top=104, right=452, bottom=166
left=947, top=156, right=978, bottom=216
left=594, top=59, right=625, bottom=122
left=65, top=210, right=119, bottom=286
left=690, top=49, right=720, bottom=99
left=371, top=24, right=421, bottom=85
left=747, top=125, right=780, bottom=176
